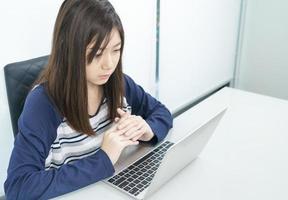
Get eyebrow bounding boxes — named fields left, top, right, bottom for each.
left=99, top=42, right=122, bottom=50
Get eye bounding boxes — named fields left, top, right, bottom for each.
left=95, top=53, right=102, bottom=58
left=113, top=49, right=121, bottom=53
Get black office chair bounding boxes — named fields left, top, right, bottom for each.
left=4, top=55, right=49, bottom=138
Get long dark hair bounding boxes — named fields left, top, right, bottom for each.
left=35, top=0, right=125, bottom=136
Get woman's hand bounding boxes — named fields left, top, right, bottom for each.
left=114, top=108, right=154, bottom=142
left=101, top=123, right=139, bottom=165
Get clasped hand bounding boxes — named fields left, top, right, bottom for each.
left=114, top=108, right=154, bottom=142
left=101, top=108, right=154, bottom=165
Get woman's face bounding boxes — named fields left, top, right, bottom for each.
left=86, top=28, right=122, bottom=87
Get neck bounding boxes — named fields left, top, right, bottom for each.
left=87, top=83, right=103, bottom=99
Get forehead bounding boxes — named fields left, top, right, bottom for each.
left=107, top=29, right=121, bottom=47
left=87, top=28, right=121, bottom=50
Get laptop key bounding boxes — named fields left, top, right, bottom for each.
left=133, top=179, right=140, bottom=184
left=128, top=182, right=136, bottom=188
left=138, top=164, right=144, bottom=168
left=136, top=171, right=142, bottom=176
left=124, top=173, right=131, bottom=178
left=143, top=173, right=149, bottom=177
left=128, top=165, right=135, bottom=170
left=129, top=187, right=139, bottom=195
left=123, top=186, right=131, bottom=191
left=146, top=177, right=152, bottom=182
left=141, top=168, right=147, bottom=172
left=141, top=180, right=148, bottom=186
left=114, top=175, right=120, bottom=179
left=119, top=181, right=129, bottom=188
left=114, top=177, right=125, bottom=185
left=127, top=177, right=134, bottom=182
left=154, top=152, right=160, bottom=156
left=118, top=171, right=125, bottom=176
left=137, top=188, right=145, bottom=193
left=136, top=183, right=144, bottom=189
left=134, top=167, right=141, bottom=172
left=132, top=174, right=138, bottom=179
left=108, top=178, right=115, bottom=183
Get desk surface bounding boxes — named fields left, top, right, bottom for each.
left=55, top=87, right=288, bottom=200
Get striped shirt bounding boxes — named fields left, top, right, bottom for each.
left=45, top=97, right=129, bottom=170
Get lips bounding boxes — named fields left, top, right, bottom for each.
left=98, top=74, right=111, bottom=79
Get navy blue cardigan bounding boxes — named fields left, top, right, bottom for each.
left=4, top=74, right=173, bottom=199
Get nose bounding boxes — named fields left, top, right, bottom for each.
left=101, top=52, right=114, bottom=70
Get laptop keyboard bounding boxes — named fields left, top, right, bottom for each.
left=107, top=141, right=174, bottom=196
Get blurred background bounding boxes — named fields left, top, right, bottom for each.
left=0, top=0, right=287, bottom=196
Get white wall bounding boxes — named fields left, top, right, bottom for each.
left=109, top=0, right=157, bottom=93
left=235, top=0, right=288, bottom=100
left=158, top=0, right=241, bottom=113
left=0, top=0, right=156, bottom=196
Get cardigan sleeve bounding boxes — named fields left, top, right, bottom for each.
left=124, top=74, right=173, bottom=144
left=4, top=86, right=115, bottom=200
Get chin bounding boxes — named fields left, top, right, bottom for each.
left=96, top=79, right=109, bottom=85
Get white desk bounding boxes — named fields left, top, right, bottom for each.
left=55, top=87, right=288, bottom=200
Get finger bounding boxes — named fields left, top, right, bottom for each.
left=131, top=127, right=146, bottom=141
left=106, top=120, right=121, bottom=132
left=118, top=118, right=139, bottom=132
left=112, top=127, right=128, bottom=136
left=132, top=134, right=143, bottom=142
left=124, top=123, right=143, bottom=137
left=116, top=111, right=131, bottom=127
left=118, top=134, right=131, bottom=141
left=122, top=139, right=139, bottom=147
left=121, top=121, right=142, bottom=136
left=122, top=124, right=144, bottom=140
left=114, top=117, right=120, bottom=122
left=119, top=129, right=141, bottom=141
left=117, top=108, right=127, bottom=117
left=116, top=115, right=135, bottom=130
left=130, top=131, right=144, bottom=142
left=123, top=127, right=139, bottom=139
left=118, top=115, right=141, bottom=130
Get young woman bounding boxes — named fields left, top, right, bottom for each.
left=4, top=0, right=173, bottom=199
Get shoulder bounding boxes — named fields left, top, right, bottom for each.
left=123, top=73, right=136, bottom=89
left=24, top=85, right=57, bottom=113
left=14, top=84, right=63, bottom=152
left=26, top=84, right=50, bottom=106
left=21, top=84, right=62, bottom=130
left=123, top=73, right=145, bottom=96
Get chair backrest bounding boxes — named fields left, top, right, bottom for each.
left=4, top=56, right=49, bottom=137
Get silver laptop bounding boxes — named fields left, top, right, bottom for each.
left=104, top=108, right=227, bottom=199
